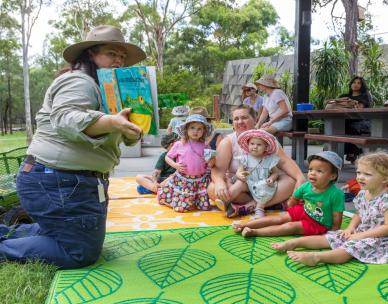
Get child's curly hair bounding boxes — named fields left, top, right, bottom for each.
left=357, top=150, right=388, bottom=178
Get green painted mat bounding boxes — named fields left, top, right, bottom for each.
left=47, top=224, right=388, bottom=303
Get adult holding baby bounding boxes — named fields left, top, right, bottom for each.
left=208, top=104, right=306, bottom=217
left=0, top=25, right=145, bottom=268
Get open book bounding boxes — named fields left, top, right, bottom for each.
left=97, top=66, right=158, bottom=135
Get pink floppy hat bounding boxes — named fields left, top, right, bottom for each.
left=237, top=129, right=278, bottom=156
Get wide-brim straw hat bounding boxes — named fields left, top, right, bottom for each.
left=237, top=129, right=278, bottom=156
left=242, top=82, right=257, bottom=90
left=254, top=74, right=279, bottom=89
left=176, top=114, right=214, bottom=138
left=63, top=25, right=146, bottom=66
left=189, top=106, right=215, bottom=120
left=171, top=105, right=190, bottom=116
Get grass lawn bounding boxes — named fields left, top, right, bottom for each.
left=0, top=261, right=57, bottom=304
left=0, top=132, right=28, bottom=153
left=1, top=132, right=56, bottom=303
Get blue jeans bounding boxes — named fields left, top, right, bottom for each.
left=0, top=162, right=108, bottom=269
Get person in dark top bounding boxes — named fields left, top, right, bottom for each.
left=338, top=76, right=373, bottom=163
left=136, top=133, right=178, bottom=194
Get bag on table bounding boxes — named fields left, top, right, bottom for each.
left=324, top=97, right=358, bottom=110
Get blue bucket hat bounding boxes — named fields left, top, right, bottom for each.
left=176, top=114, right=214, bottom=138
left=307, top=151, right=343, bottom=170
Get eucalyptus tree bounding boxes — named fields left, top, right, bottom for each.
left=313, top=0, right=387, bottom=77
left=2, top=0, right=48, bottom=142
left=49, top=0, right=120, bottom=42
left=121, top=0, right=202, bottom=75
left=0, top=4, right=20, bottom=134
left=164, top=0, right=278, bottom=83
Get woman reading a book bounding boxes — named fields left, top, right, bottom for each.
left=0, top=25, right=146, bottom=269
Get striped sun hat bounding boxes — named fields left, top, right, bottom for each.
left=237, top=129, right=278, bottom=156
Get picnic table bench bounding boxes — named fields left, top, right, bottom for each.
left=287, top=108, right=388, bottom=168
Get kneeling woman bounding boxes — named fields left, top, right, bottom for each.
left=2, top=25, right=145, bottom=268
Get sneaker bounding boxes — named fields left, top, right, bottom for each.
left=215, top=199, right=229, bottom=211
left=137, top=185, right=153, bottom=195
left=253, top=207, right=265, bottom=219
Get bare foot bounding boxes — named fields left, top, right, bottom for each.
left=287, top=251, right=319, bottom=266
left=271, top=240, right=296, bottom=251
left=232, top=222, right=245, bottom=233
left=241, top=227, right=257, bottom=237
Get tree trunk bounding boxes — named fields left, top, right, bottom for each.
left=21, top=6, right=33, bottom=144
left=155, top=28, right=165, bottom=75
left=6, top=55, right=13, bottom=134
left=341, top=0, right=358, bottom=76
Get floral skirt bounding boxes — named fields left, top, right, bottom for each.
left=157, top=172, right=210, bottom=212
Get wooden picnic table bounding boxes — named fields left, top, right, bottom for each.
left=291, top=107, right=388, bottom=164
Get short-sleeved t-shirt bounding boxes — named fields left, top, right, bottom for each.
left=243, top=96, right=263, bottom=112
left=263, top=89, right=292, bottom=119
left=155, top=151, right=176, bottom=179
left=167, top=140, right=208, bottom=176
left=293, top=182, right=345, bottom=228
left=168, top=117, right=186, bottom=134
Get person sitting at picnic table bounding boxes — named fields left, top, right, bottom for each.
left=338, top=76, right=373, bottom=163
left=208, top=104, right=306, bottom=217
left=0, top=25, right=145, bottom=269
left=242, top=82, right=263, bottom=119
left=254, top=74, right=293, bottom=135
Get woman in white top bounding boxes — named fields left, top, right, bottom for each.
left=255, top=74, right=293, bottom=134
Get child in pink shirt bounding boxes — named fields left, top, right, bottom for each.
left=158, top=114, right=213, bottom=212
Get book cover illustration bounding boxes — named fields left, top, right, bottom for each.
left=97, top=67, right=158, bottom=135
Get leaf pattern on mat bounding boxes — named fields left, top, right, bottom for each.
left=178, top=226, right=229, bottom=243
left=285, top=257, right=367, bottom=294
left=102, top=232, right=161, bottom=261
left=114, top=298, right=182, bottom=304
left=377, top=278, right=388, bottom=302
left=138, top=246, right=216, bottom=288
left=219, top=234, right=284, bottom=265
left=201, top=269, right=296, bottom=304
left=341, top=216, right=352, bottom=229
left=53, top=265, right=122, bottom=304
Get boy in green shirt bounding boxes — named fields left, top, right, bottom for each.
left=136, top=133, right=178, bottom=194
left=233, top=151, right=344, bottom=237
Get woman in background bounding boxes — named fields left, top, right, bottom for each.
left=338, top=76, right=373, bottom=163
left=255, top=75, right=293, bottom=135
left=242, top=82, right=263, bottom=119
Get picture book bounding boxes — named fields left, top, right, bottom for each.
left=97, top=66, right=158, bottom=135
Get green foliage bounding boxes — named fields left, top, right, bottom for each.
left=360, top=40, right=388, bottom=105
left=251, top=62, right=276, bottom=82
left=0, top=261, right=57, bottom=304
left=165, top=0, right=278, bottom=83
left=312, top=40, right=349, bottom=109
left=158, top=93, right=190, bottom=108
left=157, top=69, right=204, bottom=97
left=278, top=70, right=293, bottom=103
left=0, top=131, right=27, bottom=153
